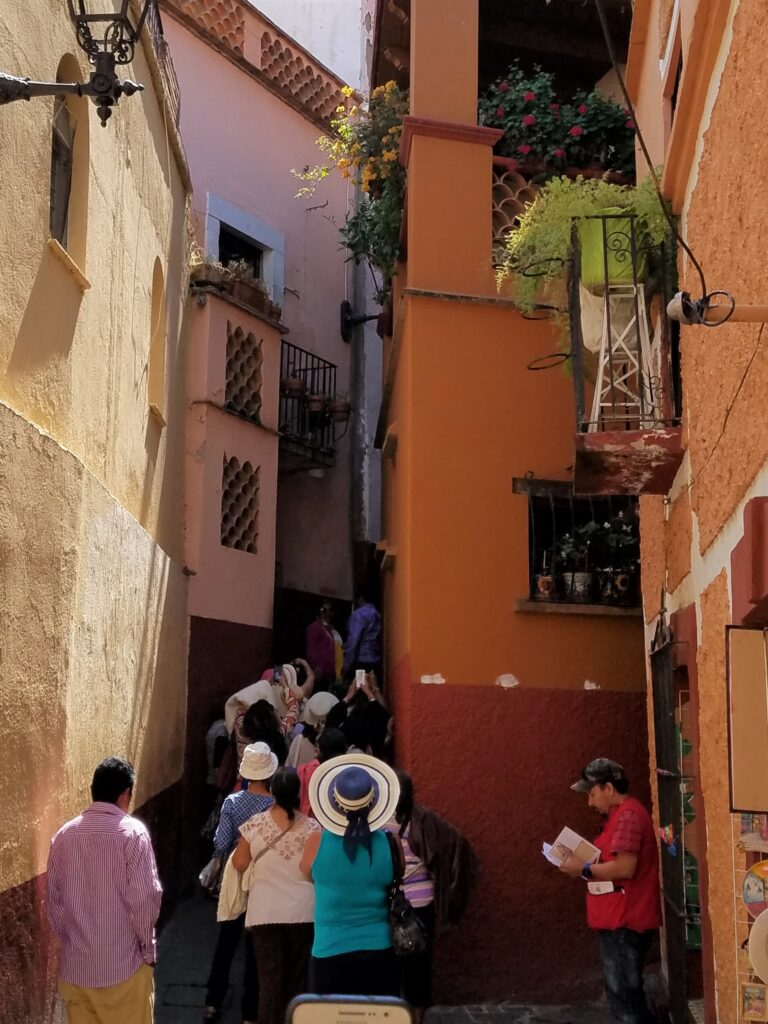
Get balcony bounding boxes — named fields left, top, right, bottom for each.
left=147, top=2, right=181, bottom=127
left=279, top=341, right=349, bottom=470
left=567, top=215, right=684, bottom=495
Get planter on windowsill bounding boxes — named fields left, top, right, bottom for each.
left=327, top=399, right=351, bottom=423
left=305, top=394, right=327, bottom=414
left=190, top=262, right=283, bottom=322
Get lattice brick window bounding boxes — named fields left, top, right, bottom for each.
left=177, top=0, right=244, bottom=54
left=225, top=321, right=263, bottom=423
left=220, top=456, right=259, bottom=554
left=492, top=169, right=538, bottom=263
left=260, top=31, right=345, bottom=122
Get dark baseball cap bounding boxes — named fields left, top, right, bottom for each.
left=571, top=758, right=627, bottom=793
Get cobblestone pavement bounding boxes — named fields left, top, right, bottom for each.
left=155, top=896, right=612, bottom=1024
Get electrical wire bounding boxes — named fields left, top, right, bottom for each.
left=592, top=0, right=709, bottom=302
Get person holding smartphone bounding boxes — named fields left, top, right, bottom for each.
left=300, top=755, right=402, bottom=997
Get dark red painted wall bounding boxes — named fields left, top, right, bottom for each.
left=182, top=615, right=273, bottom=887
left=391, top=663, right=651, bottom=1004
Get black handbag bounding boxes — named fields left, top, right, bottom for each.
left=385, top=830, right=428, bottom=957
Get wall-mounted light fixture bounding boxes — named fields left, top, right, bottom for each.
left=0, top=0, right=154, bottom=126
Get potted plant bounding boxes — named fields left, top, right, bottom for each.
left=555, top=521, right=601, bottom=603
left=500, top=174, right=669, bottom=315
left=533, top=550, right=555, bottom=602
left=293, top=81, right=408, bottom=306
left=595, top=511, right=640, bottom=605
left=327, top=393, right=352, bottom=422
left=478, top=62, right=636, bottom=181
left=281, top=375, right=306, bottom=396
left=305, top=393, right=327, bottom=414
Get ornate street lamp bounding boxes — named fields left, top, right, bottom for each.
left=0, top=0, right=153, bottom=126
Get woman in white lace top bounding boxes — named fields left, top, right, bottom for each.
left=232, top=767, right=319, bottom=1024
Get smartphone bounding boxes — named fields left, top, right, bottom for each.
left=355, top=669, right=366, bottom=689
left=288, top=996, right=412, bottom=1024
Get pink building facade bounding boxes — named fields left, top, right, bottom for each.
left=161, top=0, right=357, bottom=849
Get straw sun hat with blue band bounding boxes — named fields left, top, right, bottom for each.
left=308, top=753, right=400, bottom=862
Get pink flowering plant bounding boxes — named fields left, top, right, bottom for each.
left=478, top=63, right=635, bottom=177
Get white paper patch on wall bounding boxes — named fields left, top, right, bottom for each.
left=584, top=680, right=601, bottom=690
left=420, top=673, right=446, bottom=685
left=496, top=674, right=520, bottom=689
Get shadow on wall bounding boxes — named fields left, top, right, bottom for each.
left=5, top=245, right=84, bottom=419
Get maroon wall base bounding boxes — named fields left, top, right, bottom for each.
left=394, top=674, right=650, bottom=1004
left=182, top=615, right=273, bottom=887
left=0, top=875, right=59, bottom=1024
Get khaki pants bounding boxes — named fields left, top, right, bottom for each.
left=59, top=964, right=154, bottom=1024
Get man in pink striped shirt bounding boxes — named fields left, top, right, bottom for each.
left=47, top=756, right=163, bottom=1024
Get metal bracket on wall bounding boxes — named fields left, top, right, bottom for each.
left=340, top=300, right=379, bottom=344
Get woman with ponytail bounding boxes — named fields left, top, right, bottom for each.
left=300, top=754, right=402, bottom=997
left=232, top=766, right=319, bottom=1024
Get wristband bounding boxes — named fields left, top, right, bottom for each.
left=581, top=862, right=593, bottom=880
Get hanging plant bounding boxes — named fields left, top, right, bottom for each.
left=293, top=82, right=408, bottom=305
left=478, top=62, right=636, bottom=179
left=498, top=174, right=669, bottom=314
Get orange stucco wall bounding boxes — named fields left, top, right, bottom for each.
left=629, top=0, right=768, bottom=1019
left=384, top=295, right=646, bottom=692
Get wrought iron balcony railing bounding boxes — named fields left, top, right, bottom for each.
left=279, top=341, right=338, bottom=468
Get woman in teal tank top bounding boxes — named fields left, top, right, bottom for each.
left=301, top=756, right=402, bottom=996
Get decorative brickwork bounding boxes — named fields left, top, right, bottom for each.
left=492, top=168, right=538, bottom=262
left=220, top=456, right=259, bottom=553
left=260, top=31, right=346, bottom=122
left=225, top=322, right=263, bottom=423
left=176, top=0, right=244, bottom=54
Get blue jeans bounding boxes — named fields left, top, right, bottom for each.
left=597, top=928, right=655, bottom=1024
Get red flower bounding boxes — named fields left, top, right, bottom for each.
left=550, top=103, right=560, bottom=111
left=495, top=106, right=506, bottom=119
left=577, top=103, right=588, bottom=114
left=498, top=82, right=509, bottom=93
left=523, top=91, right=537, bottom=103
left=522, top=114, right=536, bottom=126
left=517, top=144, right=532, bottom=155
left=553, top=148, right=566, bottom=158
left=569, top=125, right=584, bottom=137
left=625, top=119, right=635, bottom=129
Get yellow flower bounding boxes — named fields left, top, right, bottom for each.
left=362, top=182, right=370, bottom=193
left=385, top=81, right=396, bottom=93
left=335, top=105, right=345, bottom=114
left=349, top=106, right=359, bottom=117
left=382, top=150, right=398, bottom=161
left=341, top=85, right=354, bottom=97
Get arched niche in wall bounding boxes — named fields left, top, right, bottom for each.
left=50, top=53, right=90, bottom=271
left=149, top=257, right=167, bottom=426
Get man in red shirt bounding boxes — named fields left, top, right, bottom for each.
left=560, top=758, right=661, bottom=1024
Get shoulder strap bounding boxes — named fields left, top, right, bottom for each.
left=251, top=818, right=296, bottom=866
left=385, top=829, right=405, bottom=884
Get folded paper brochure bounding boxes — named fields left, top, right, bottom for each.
left=542, top=826, right=600, bottom=867
left=543, top=828, right=616, bottom=895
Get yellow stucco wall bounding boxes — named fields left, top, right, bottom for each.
left=0, top=0, right=190, bottom=893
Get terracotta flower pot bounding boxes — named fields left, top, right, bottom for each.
left=305, top=394, right=326, bottom=414
left=281, top=377, right=306, bottom=396
left=328, top=400, right=351, bottom=423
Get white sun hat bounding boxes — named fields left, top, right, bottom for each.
left=308, top=753, right=400, bottom=836
left=299, top=691, right=339, bottom=726
left=239, top=741, right=279, bottom=781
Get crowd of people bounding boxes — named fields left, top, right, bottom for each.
left=43, top=594, right=661, bottom=1024
left=192, top=594, right=476, bottom=1024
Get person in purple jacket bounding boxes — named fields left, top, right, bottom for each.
left=342, top=591, right=382, bottom=682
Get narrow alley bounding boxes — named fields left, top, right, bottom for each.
left=2, top=1, right=768, bottom=1024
